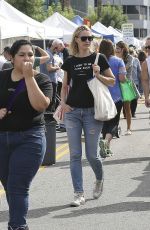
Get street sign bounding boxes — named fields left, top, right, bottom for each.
left=121, top=23, right=134, bottom=37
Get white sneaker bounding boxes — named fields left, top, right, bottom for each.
left=70, top=193, right=85, bottom=207
left=93, top=180, right=104, bottom=199
left=125, top=129, right=132, bottom=135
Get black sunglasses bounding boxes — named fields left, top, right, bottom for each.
left=145, top=46, right=150, bottom=49
left=80, top=36, right=93, bottom=42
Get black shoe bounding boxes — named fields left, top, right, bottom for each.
left=8, top=226, right=29, bottom=230
left=57, top=127, right=66, bottom=132
left=59, top=127, right=66, bottom=132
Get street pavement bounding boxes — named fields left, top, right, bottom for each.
left=0, top=100, right=150, bottom=230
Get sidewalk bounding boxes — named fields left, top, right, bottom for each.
left=0, top=103, right=150, bottom=230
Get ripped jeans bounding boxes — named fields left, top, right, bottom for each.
left=64, top=107, right=103, bottom=193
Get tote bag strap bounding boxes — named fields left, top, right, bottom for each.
left=93, top=53, right=100, bottom=76
left=7, top=79, right=25, bottom=111
left=94, top=53, right=100, bottom=65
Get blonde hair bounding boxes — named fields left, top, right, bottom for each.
left=70, top=25, right=92, bottom=56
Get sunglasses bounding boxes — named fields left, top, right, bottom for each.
left=145, top=46, right=150, bottom=49
left=80, top=36, right=93, bottom=42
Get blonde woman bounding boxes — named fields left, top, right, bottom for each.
left=61, top=25, right=115, bottom=206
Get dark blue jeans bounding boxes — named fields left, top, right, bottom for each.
left=0, top=126, right=46, bottom=229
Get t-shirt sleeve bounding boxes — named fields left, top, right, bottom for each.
left=98, top=54, right=110, bottom=73
left=61, top=57, right=70, bottom=72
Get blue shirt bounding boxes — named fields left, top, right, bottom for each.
left=108, top=56, right=126, bottom=102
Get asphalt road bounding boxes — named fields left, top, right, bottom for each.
left=0, top=100, right=150, bottom=230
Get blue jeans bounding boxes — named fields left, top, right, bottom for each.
left=64, top=107, right=103, bottom=193
left=0, top=126, right=46, bottom=229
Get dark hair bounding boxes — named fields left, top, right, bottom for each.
left=3, top=46, right=11, bottom=54
left=138, top=50, right=147, bottom=63
left=116, top=41, right=129, bottom=63
left=10, top=39, right=33, bottom=58
left=99, top=39, right=115, bottom=59
left=47, top=40, right=54, bottom=48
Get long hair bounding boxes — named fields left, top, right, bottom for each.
left=99, top=39, right=115, bottom=59
left=70, top=25, right=91, bottom=56
left=116, top=41, right=129, bottom=64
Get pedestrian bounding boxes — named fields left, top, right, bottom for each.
left=137, top=50, right=147, bottom=95
left=40, top=40, right=60, bottom=112
left=33, top=45, right=49, bottom=70
left=52, top=38, right=70, bottom=62
left=99, top=39, right=126, bottom=157
left=115, top=41, right=134, bottom=135
left=61, top=25, right=115, bottom=206
left=141, top=38, right=150, bottom=107
left=0, top=39, right=53, bottom=230
left=1, top=46, right=13, bottom=70
left=129, top=48, right=141, bottom=118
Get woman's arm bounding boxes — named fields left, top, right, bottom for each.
left=34, top=46, right=49, bottom=64
left=141, top=60, right=150, bottom=107
left=60, top=71, right=72, bottom=112
left=93, top=64, right=115, bottom=86
left=23, top=62, right=50, bottom=112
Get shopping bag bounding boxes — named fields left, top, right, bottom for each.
left=87, top=77, right=117, bottom=121
left=131, top=81, right=141, bottom=99
left=120, top=79, right=137, bottom=102
left=87, top=53, right=117, bottom=121
left=53, top=104, right=64, bottom=123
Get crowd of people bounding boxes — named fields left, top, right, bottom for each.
left=0, top=26, right=150, bottom=229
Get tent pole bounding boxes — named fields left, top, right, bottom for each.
left=43, top=27, right=46, bottom=50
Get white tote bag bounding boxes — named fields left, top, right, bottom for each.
left=87, top=53, right=117, bottom=121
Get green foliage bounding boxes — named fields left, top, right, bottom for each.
left=87, top=6, right=97, bottom=25
left=85, top=2, right=128, bottom=29
left=47, top=1, right=75, bottom=20
left=100, top=3, right=128, bottom=29
left=6, top=0, right=127, bottom=29
left=6, top=0, right=46, bottom=22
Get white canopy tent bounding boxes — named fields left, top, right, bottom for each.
left=107, top=26, right=123, bottom=43
left=92, top=22, right=113, bottom=36
left=0, top=0, right=63, bottom=51
left=42, top=12, right=78, bottom=43
left=42, top=12, right=101, bottom=43
left=108, top=26, right=123, bottom=37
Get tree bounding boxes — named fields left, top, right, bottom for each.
left=47, top=1, right=75, bottom=20
left=100, top=3, right=128, bottom=29
left=6, top=0, right=46, bottom=22
left=60, top=0, right=71, bottom=10
left=97, top=0, right=102, bottom=19
left=87, top=6, right=97, bottom=25
left=86, top=2, right=128, bottom=30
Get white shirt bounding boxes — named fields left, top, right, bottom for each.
left=0, top=56, right=6, bottom=70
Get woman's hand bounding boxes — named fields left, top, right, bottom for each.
left=22, top=62, right=34, bottom=79
left=145, top=98, right=150, bottom=107
left=61, top=101, right=73, bottom=113
left=92, top=64, right=100, bottom=77
left=0, top=108, right=7, bottom=119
